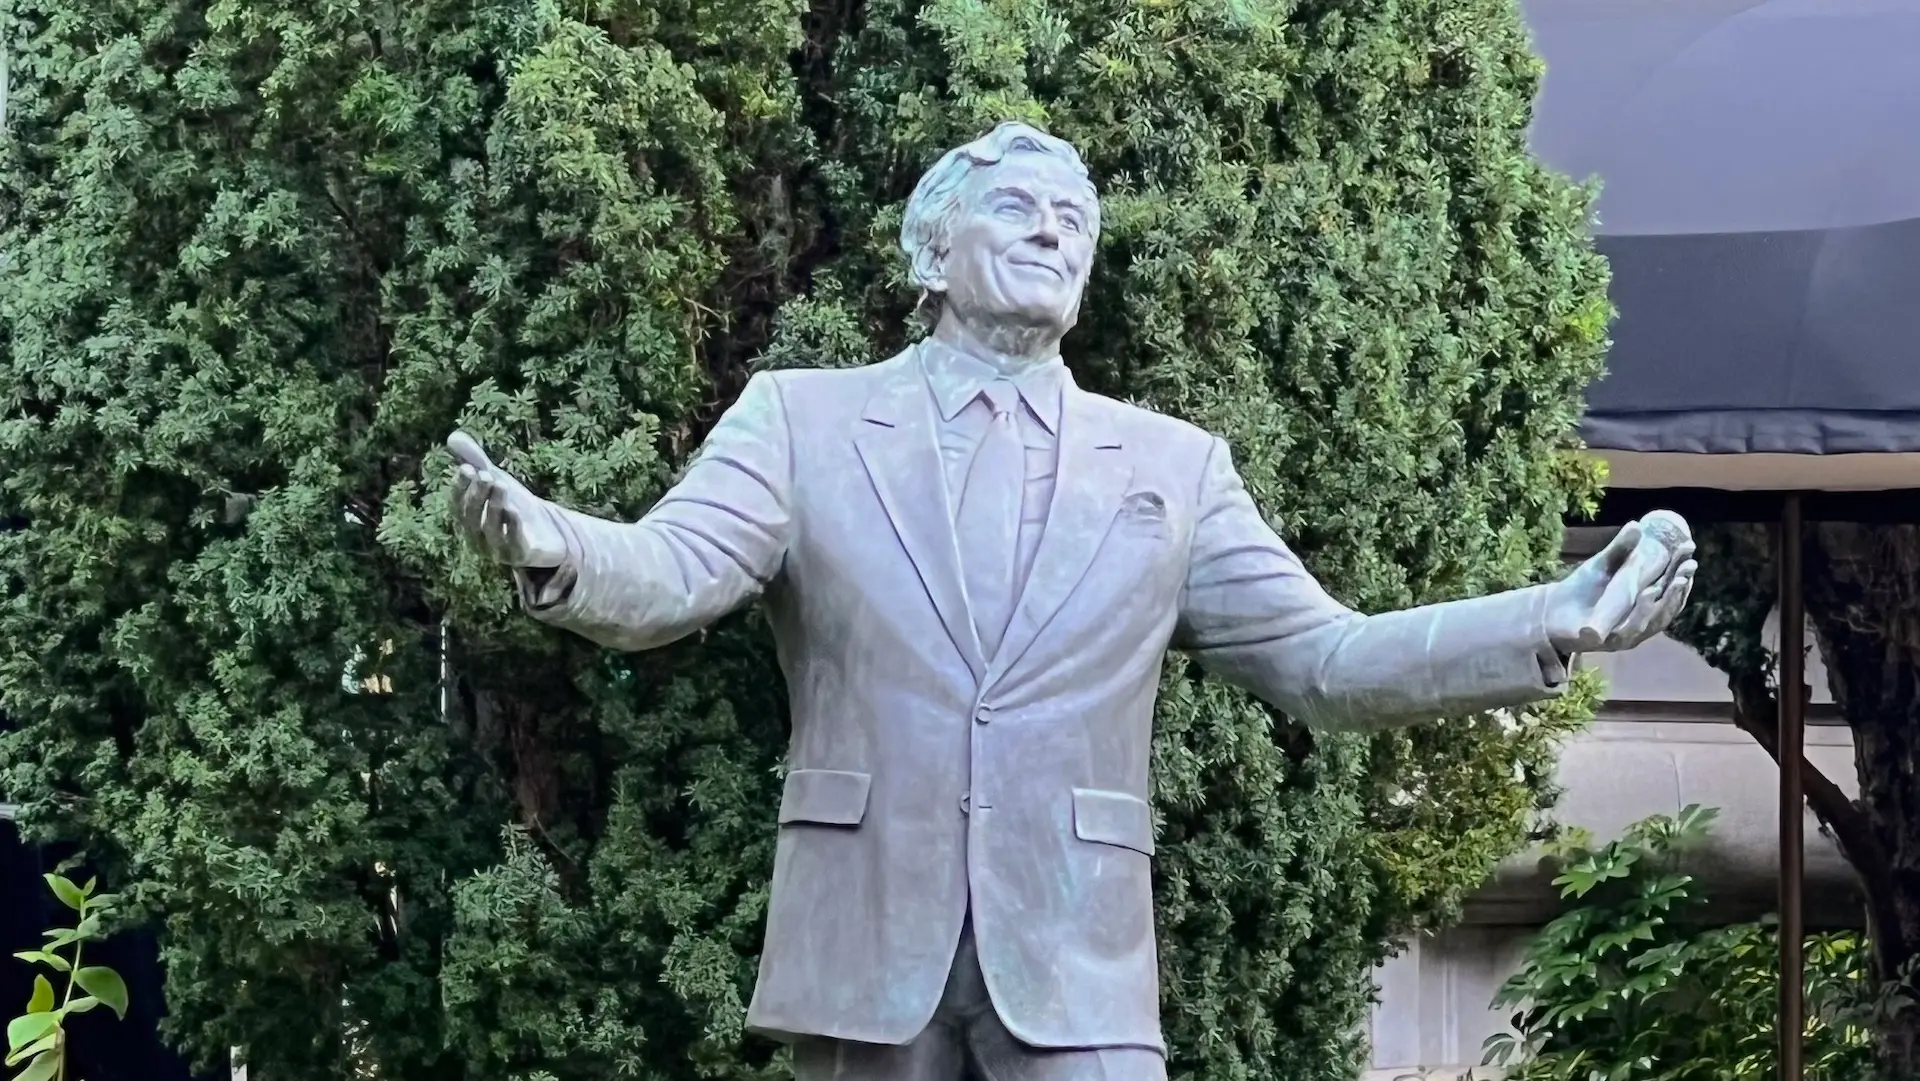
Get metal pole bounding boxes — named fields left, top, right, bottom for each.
left=1779, top=492, right=1805, bottom=1081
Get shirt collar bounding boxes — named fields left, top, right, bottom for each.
left=917, top=339, right=1069, bottom=434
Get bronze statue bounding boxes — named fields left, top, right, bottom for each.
left=447, top=122, right=1695, bottom=1081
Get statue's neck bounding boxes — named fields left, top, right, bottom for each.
left=931, top=312, right=1061, bottom=376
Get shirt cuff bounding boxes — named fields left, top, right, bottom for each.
left=1528, top=583, right=1571, bottom=691
left=512, top=502, right=586, bottom=612
left=1538, top=647, right=1572, bottom=689
left=514, top=563, right=577, bottom=610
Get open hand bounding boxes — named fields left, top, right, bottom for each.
left=448, top=431, right=566, bottom=568
left=1547, top=511, right=1697, bottom=654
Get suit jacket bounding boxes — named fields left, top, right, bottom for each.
left=520, top=346, right=1566, bottom=1052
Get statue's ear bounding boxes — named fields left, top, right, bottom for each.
left=912, top=242, right=948, bottom=295
left=913, top=289, right=942, bottom=327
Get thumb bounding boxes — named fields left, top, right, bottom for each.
left=1596, top=522, right=1643, bottom=573
left=446, top=430, right=495, bottom=473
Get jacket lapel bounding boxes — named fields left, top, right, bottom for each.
left=852, top=352, right=987, bottom=681
left=989, top=388, right=1132, bottom=683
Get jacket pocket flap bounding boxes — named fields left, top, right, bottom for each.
left=779, top=769, right=873, bottom=826
left=1072, top=788, right=1155, bottom=856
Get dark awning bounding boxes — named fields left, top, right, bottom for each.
left=1524, top=0, right=1920, bottom=482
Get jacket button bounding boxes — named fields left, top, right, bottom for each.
left=975, top=708, right=992, bottom=725
left=959, top=794, right=970, bottom=815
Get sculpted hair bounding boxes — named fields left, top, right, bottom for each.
left=900, top=121, right=1100, bottom=323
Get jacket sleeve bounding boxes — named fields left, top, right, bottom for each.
left=511, top=371, right=794, bottom=652
left=1172, top=437, right=1567, bottom=732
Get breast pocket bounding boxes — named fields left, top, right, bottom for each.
left=1114, top=489, right=1173, bottom=542
left=1070, top=485, right=1186, bottom=629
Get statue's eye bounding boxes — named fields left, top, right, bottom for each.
left=995, top=202, right=1028, bottom=220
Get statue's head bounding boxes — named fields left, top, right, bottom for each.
left=901, top=122, right=1101, bottom=341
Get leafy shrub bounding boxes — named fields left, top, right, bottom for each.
left=6, top=875, right=130, bottom=1081
left=1486, top=807, right=1876, bottom=1081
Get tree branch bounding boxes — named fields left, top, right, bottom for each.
left=1726, top=668, right=1906, bottom=975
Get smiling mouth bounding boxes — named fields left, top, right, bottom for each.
left=1009, top=260, right=1064, bottom=279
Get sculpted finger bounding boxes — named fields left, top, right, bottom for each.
left=1582, top=575, right=1637, bottom=649
left=1609, top=583, right=1667, bottom=649
left=457, top=469, right=494, bottom=543
left=1646, top=550, right=1690, bottom=604
left=1597, top=522, right=1643, bottom=574
left=1617, top=556, right=1694, bottom=646
left=447, top=430, right=494, bottom=474
left=1629, top=534, right=1678, bottom=594
left=499, top=504, right=537, bottom=565
left=450, top=466, right=475, bottom=519
left=1642, top=575, right=1692, bottom=641
left=1620, top=567, right=1696, bottom=647
left=1653, top=562, right=1695, bottom=619
left=1584, top=537, right=1660, bottom=645
left=1661, top=542, right=1694, bottom=587
left=1666, top=569, right=1696, bottom=619
left=452, top=466, right=475, bottom=522
left=480, top=491, right=511, bottom=560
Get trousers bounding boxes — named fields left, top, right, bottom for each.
left=791, top=919, right=1167, bottom=1081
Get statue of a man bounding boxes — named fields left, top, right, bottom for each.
left=447, top=122, right=1694, bottom=1081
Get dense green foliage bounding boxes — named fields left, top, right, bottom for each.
left=1488, top=807, right=1877, bottom=1081
left=0, top=0, right=1607, bottom=1078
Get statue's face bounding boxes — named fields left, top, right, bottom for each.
left=938, top=153, right=1096, bottom=335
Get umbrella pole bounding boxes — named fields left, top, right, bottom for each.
left=1779, top=492, right=1806, bottom=1081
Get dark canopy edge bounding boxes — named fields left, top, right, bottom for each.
left=1582, top=410, right=1920, bottom=455
left=1589, top=486, right=1920, bottom=526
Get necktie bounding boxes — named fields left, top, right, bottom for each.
left=955, top=382, right=1023, bottom=658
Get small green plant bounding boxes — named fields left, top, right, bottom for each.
left=1483, top=806, right=1875, bottom=1080
left=6, top=874, right=129, bottom=1081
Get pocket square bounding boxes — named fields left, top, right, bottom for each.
left=1121, top=491, right=1166, bottom=521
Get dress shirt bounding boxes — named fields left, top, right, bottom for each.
left=918, top=341, right=1066, bottom=599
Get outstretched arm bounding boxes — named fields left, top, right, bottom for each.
left=1172, top=437, right=1570, bottom=732
left=510, top=371, right=794, bottom=652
